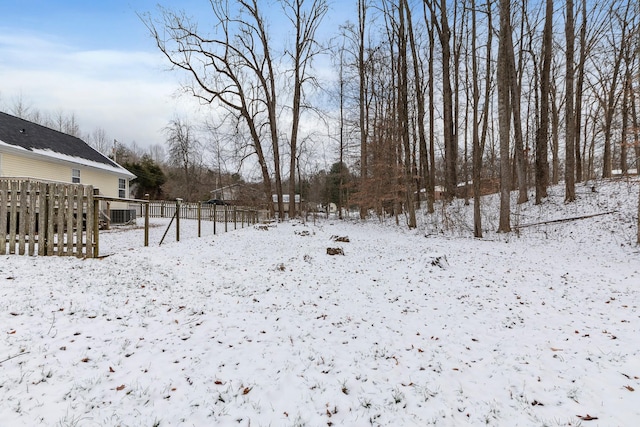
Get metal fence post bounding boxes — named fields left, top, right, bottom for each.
left=197, top=202, right=201, bottom=238
left=144, top=194, right=150, bottom=247
left=213, top=204, right=217, bottom=235
left=176, top=198, right=182, bottom=242
left=93, top=188, right=100, bottom=258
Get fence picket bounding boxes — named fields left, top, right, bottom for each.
left=37, top=182, right=47, bottom=256
left=2, top=179, right=95, bottom=257
left=28, top=182, right=37, bottom=256
left=9, top=181, right=18, bottom=254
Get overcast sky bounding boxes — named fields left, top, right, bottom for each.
left=0, top=1, right=196, bottom=148
left=0, top=0, right=347, bottom=152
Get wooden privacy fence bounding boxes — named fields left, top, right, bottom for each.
left=1, top=179, right=96, bottom=257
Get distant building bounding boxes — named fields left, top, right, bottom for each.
left=272, top=193, right=301, bottom=214
left=210, top=183, right=265, bottom=207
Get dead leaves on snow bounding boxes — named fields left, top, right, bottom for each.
left=327, top=236, right=349, bottom=255
left=621, top=373, right=638, bottom=392
left=326, top=247, right=344, bottom=256
left=577, top=414, right=598, bottom=421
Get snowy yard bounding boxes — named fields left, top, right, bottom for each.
left=1, top=179, right=639, bottom=426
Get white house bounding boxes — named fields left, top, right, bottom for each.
left=0, top=111, right=135, bottom=200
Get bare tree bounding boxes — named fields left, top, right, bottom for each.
left=142, top=1, right=283, bottom=214
left=426, top=3, right=436, bottom=211
left=165, top=117, right=201, bottom=201
left=598, top=1, right=629, bottom=179
left=398, top=0, right=416, bottom=228
left=574, top=0, right=587, bottom=182
left=86, top=127, right=112, bottom=156
left=565, top=0, right=576, bottom=202
left=427, top=0, right=457, bottom=199
left=333, top=27, right=351, bottom=219
left=147, top=144, right=166, bottom=165
left=470, top=0, right=492, bottom=237
left=535, top=0, right=552, bottom=204
left=8, top=94, right=33, bottom=120
left=497, top=0, right=512, bottom=232
left=505, top=4, right=527, bottom=204
left=283, top=0, right=328, bottom=218
left=406, top=0, right=432, bottom=213
left=358, top=0, right=370, bottom=219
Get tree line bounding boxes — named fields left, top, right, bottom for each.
left=1, top=96, right=346, bottom=209
left=141, top=0, right=640, bottom=235
left=5, top=0, right=639, bottom=239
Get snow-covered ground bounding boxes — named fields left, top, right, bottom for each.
left=1, top=178, right=639, bottom=426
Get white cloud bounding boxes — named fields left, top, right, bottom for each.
left=0, top=29, right=201, bottom=148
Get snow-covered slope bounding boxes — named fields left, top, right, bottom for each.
left=1, top=179, right=638, bottom=426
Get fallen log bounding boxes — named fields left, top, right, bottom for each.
left=515, top=210, right=617, bottom=230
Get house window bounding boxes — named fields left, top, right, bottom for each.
left=118, top=178, right=126, bottom=198
left=72, top=169, right=81, bottom=183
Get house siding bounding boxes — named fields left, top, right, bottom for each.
left=2, top=151, right=71, bottom=182
left=0, top=151, right=129, bottom=208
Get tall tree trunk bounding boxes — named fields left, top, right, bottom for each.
left=565, top=0, right=576, bottom=202
left=286, top=0, right=328, bottom=219
left=497, top=0, right=512, bottom=232
left=358, top=0, right=369, bottom=219
left=505, top=12, right=527, bottom=204
left=601, top=2, right=630, bottom=179
left=289, top=72, right=302, bottom=218
left=550, top=84, right=560, bottom=184
left=574, top=0, right=587, bottom=182
left=337, top=37, right=347, bottom=219
left=438, top=0, right=457, bottom=199
left=246, top=0, right=285, bottom=217
left=535, top=0, right=552, bottom=204
left=407, top=2, right=431, bottom=213
left=471, top=0, right=482, bottom=237
left=399, top=0, right=416, bottom=228
left=428, top=4, right=436, bottom=212
left=621, top=74, right=629, bottom=175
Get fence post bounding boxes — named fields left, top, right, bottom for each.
left=197, top=202, right=201, bottom=238
left=234, top=206, right=237, bottom=230
left=144, top=194, right=150, bottom=247
left=213, top=204, right=217, bottom=235
left=9, top=181, right=18, bottom=254
left=224, top=205, right=228, bottom=233
left=176, top=198, right=182, bottom=242
left=93, top=188, right=100, bottom=258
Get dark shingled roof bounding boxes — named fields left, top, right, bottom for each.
left=0, top=111, right=120, bottom=168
